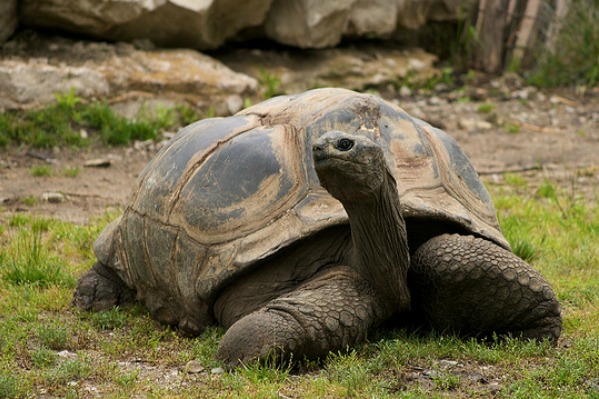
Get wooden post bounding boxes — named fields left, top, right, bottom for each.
left=470, top=0, right=570, bottom=73
left=471, top=0, right=512, bottom=73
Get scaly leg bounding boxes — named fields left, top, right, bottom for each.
left=216, top=266, right=388, bottom=368
left=409, top=234, right=561, bottom=342
left=72, top=262, right=136, bottom=311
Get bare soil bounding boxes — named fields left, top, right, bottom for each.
left=1, top=79, right=598, bottom=224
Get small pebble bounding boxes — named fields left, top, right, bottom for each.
left=185, top=360, right=205, bottom=374
left=84, top=158, right=112, bottom=168
left=42, top=192, right=64, bottom=203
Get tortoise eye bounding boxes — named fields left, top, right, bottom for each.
left=337, top=138, right=354, bottom=151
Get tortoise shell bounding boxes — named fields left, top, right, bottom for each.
left=95, top=88, right=508, bottom=326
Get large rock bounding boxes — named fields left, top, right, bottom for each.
left=19, top=0, right=273, bottom=49
left=263, top=0, right=356, bottom=48
left=0, top=0, right=18, bottom=44
left=0, top=36, right=257, bottom=112
left=215, top=45, right=437, bottom=95
left=264, top=0, right=476, bottom=48
left=18, top=0, right=475, bottom=50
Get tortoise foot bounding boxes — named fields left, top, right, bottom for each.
left=72, top=262, right=135, bottom=311
left=216, top=267, right=386, bottom=369
left=409, top=234, right=562, bottom=343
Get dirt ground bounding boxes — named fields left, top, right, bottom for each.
left=1, top=79, right=598, bottom=224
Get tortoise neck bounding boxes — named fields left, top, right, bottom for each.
left=343, top=171, right=411, bottom=312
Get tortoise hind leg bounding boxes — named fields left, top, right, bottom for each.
left=409, top=233, right=562, bottom=342
left=216, top=266, right=388, bottom=368
left=72, top=262, right=136, bottom=311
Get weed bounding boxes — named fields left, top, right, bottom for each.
left=503, top=173, right=528, bottom=187
left=88, top=307, right=129, bottom=331
left=55, top=88, right=82, bottom=109
left=62, top=167, right=80, bottom=178
left=430, top=369, right=461, bottom=390
left=526, top=0, right=599, bottom=88
left=176, top=104, right=203, bottom=126
left=537, top=179, right=558, bottom=199
left=400, top=67, right=457, bottom=92
left=0, top=219, right=75, bottom=288
left=43, top=358, right=91, bottom=385
left=258, top=69, right=282, bottom=99
left=0, top=89, right=201, bottom=148
left=503, top=122, right=521, bottom=134
left=37, top=323, right=70, bottom=350
left=22, top=195, right=38, bottom=206
left=511, top=238, right=541, bottom=263
left=82, top=102, right=157, bottom=145
left=191, top=327, right=222, bottom=367
left=31, top=347, right=59, bottom=368
left=115, top=370, right=139, bottom=389
left=30, top=165, right=53, bottom=177
left=8, top=213, right=29, bottom=227
left=477, top=103, right=495, bottom=113
left=0, top=372, right=23, bottom=399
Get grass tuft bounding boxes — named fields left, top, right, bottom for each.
left=0, top=89, right=207, bottom=149
left=526, top=0, right=599, bottom=88
left=0, top=219, right=75, bottom=288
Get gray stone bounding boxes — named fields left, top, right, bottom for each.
left=19, top=0, right=273, bottom=49
left=264, top=0, right=356, bottom=48
left=18, top=0, right=476, bottom=50
left=42, top=192, right=64, bottom=204
left=225, top=95, right=244, bottom=115
left=184, top=360, right=205, bottom=374
left=0, top=60, right=110, bottom=111
left=0, top=38, right=258, bottom=112
left=264, top=0, right=477, bottom=48
left=458, top=118, right=494, bottom=131
left=216, top=45, right=437, bottom=95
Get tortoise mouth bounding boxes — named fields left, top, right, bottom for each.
left=313, top=155, right=363, bottom=173
left=313, top=151, right=364, bottom=167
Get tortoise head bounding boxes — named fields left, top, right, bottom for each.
left=312, top=131, right=391, bottom=203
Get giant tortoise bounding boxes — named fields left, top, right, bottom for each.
left=74, top=88, right=561, bottom=367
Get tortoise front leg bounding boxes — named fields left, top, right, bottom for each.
left=72, top=262, right=136, bottom=311
left=409, top=234, right=562, bottom=342
left=216, top=266, right=388, bottom=368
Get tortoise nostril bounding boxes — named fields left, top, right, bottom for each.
left=312, top=142, right=325, bottom=152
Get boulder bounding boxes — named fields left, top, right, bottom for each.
left=263, top=0, right=476, bottom=48
left=0, top=36, right=257, bottom=112
left=0, top=60, right=110, bottom=110
left=0, top=0, right=18, bottom=45
left=215, top=44, right=437, bottom=95
left=263, top=0, right=357, bottom=48
left=18, top=0, right=476, bottom=50
left=19, top=0, right=273, bottom=49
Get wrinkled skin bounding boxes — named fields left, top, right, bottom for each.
left=73, top=131, right=562, bottom=369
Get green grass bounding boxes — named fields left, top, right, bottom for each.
left=0, top=89, right=205, bottom=149
left=526, top=0, right=599, bottom=89
left=476, top=103, right=495, bottom=114
left=30, top=165, right=53, bottom=177
left=0, top=179, right=597, bottom=398
left=258, top=69, right=283, bottom=99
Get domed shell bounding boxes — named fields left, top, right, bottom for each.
left=98, top=88, right=509, bottom=323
